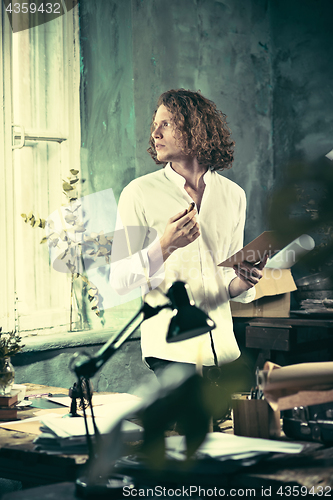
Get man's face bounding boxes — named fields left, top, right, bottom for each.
left=152, top=105, right=185, bottom=163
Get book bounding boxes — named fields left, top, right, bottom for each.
left=0, top=391, right=19, bottom=407
left=0, top=405, right=18, bottom=421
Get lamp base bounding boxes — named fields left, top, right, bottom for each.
left=76, top=473, right=135, bottom=499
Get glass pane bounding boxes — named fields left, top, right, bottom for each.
left=12, top=16, right=75, bottom=333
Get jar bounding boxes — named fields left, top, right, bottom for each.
left=0, top=357, right=15, bottom=396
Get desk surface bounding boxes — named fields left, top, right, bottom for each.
left=237, top=316, right=333, bottom=327
left=0, top=384, right=88, bottom=487
left=1, top=384, right=333, bottom=497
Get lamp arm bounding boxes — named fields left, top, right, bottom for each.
left=74, top=302, right=169, bottom=379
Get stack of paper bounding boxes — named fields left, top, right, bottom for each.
left=33, top=393, right=144, bottom=454
left=34, top=415, right=143, bottom=454
left=165, top=433, right=304, bottom=462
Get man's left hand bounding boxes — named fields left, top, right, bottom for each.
left=229, top=254, right=268, bottom=298
left=233, top=253, right=268, bottom=288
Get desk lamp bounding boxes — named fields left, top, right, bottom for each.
left=72, top=281, right=215, bottom=462
left=166, top=281, right=215, bottom=342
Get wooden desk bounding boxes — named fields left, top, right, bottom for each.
left=3, top=436, right=333, bottom=499
left=2, top=385, right=333, bottom=498
left=244, top=316, right=333, bottom=368
left=0, top=384, right=87, bottom=487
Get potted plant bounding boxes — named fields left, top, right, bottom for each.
left=0, top=327, right=24, bottom=395
left=21, top=169, right=111, bottom=331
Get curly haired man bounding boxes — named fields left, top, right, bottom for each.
left=111, top=89, right=266, bottom=420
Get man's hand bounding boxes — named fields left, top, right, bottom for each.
left=229, top=254, right=268, bottom=298
left=160, top=208, right=200, bottom=261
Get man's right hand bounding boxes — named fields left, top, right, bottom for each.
left=160, top=208, right=200, bottom=261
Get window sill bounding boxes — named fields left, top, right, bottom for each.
left=18, top=327, right=141, bottom=354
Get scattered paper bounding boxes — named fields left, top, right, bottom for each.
left=48, top=392, right=140, bottom=409
left=165, top=433, right=303, bottom=461
left=326, top=149, right=333, bottom=161
left=0, top=409, right=68, bottom=434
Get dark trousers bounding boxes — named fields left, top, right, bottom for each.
left=145, top=355, right=254, bottom=420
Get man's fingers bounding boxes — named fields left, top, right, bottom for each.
left=236, top=263, right=261, bottom=278
left=257, top=253, right=268, bottom=270
left=188, top=223, right=200, bottom=236
left=240, top=273, right=258, bottom=285
left=233, top=259, right=266, bottom=286
left=234, top=267, right=259, bottom=285
left=170, top=209, right=188, bottom=223
left=170, top=208, right=197, bottom=225
left=189, top=227, right=200, bottom=241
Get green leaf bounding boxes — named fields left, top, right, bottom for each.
left=84, top=235, right=95, bottom=242
left=40, top=236, right=48, bottom=244
left=63, top=182, right=74, bottom=191
left=72, top=225, right=86, bottom=233
left=96, top=247, right=108, bottom=256
left=70, top=169, right=79, bottom=175
left=65, top=213, right=76, bottom=224
left=99, top=234, right=107, bottom=246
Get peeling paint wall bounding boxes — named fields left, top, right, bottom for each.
left=79, top=0, right=136, bottom=200
left=79, top=0, right=333, bottom=244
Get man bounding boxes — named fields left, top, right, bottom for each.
left=111, top=89, right=266, bottom=417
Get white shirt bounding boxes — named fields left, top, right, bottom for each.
left=110, top=164, right=255, bottom=366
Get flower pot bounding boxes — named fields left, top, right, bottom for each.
left=0, top=357, right=15, bottom=396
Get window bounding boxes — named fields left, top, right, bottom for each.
left=0, top=2, right=80, bottom=335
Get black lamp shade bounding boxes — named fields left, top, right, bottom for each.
left=165, top=281, right=215, bottom=343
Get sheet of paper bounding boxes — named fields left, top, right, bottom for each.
left=218, top=231, right=282, bottom=267
left=326, top=148, right=333, bottom=161
left=0, top=408, right=68, bottom=434
left=165, top=433, right=303, bottom=459
left=40, top=414, right=143, bottom=439
left=40, top=397, right=142, bottom=438
left=48, top=392, right=140, bottom=408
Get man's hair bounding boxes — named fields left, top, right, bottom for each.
left=147, top=89, right=235, bottom=171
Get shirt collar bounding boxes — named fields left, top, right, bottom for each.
left=164, top=163, right=186, bottom=187
left=164, top=163, right=213, bottom=188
